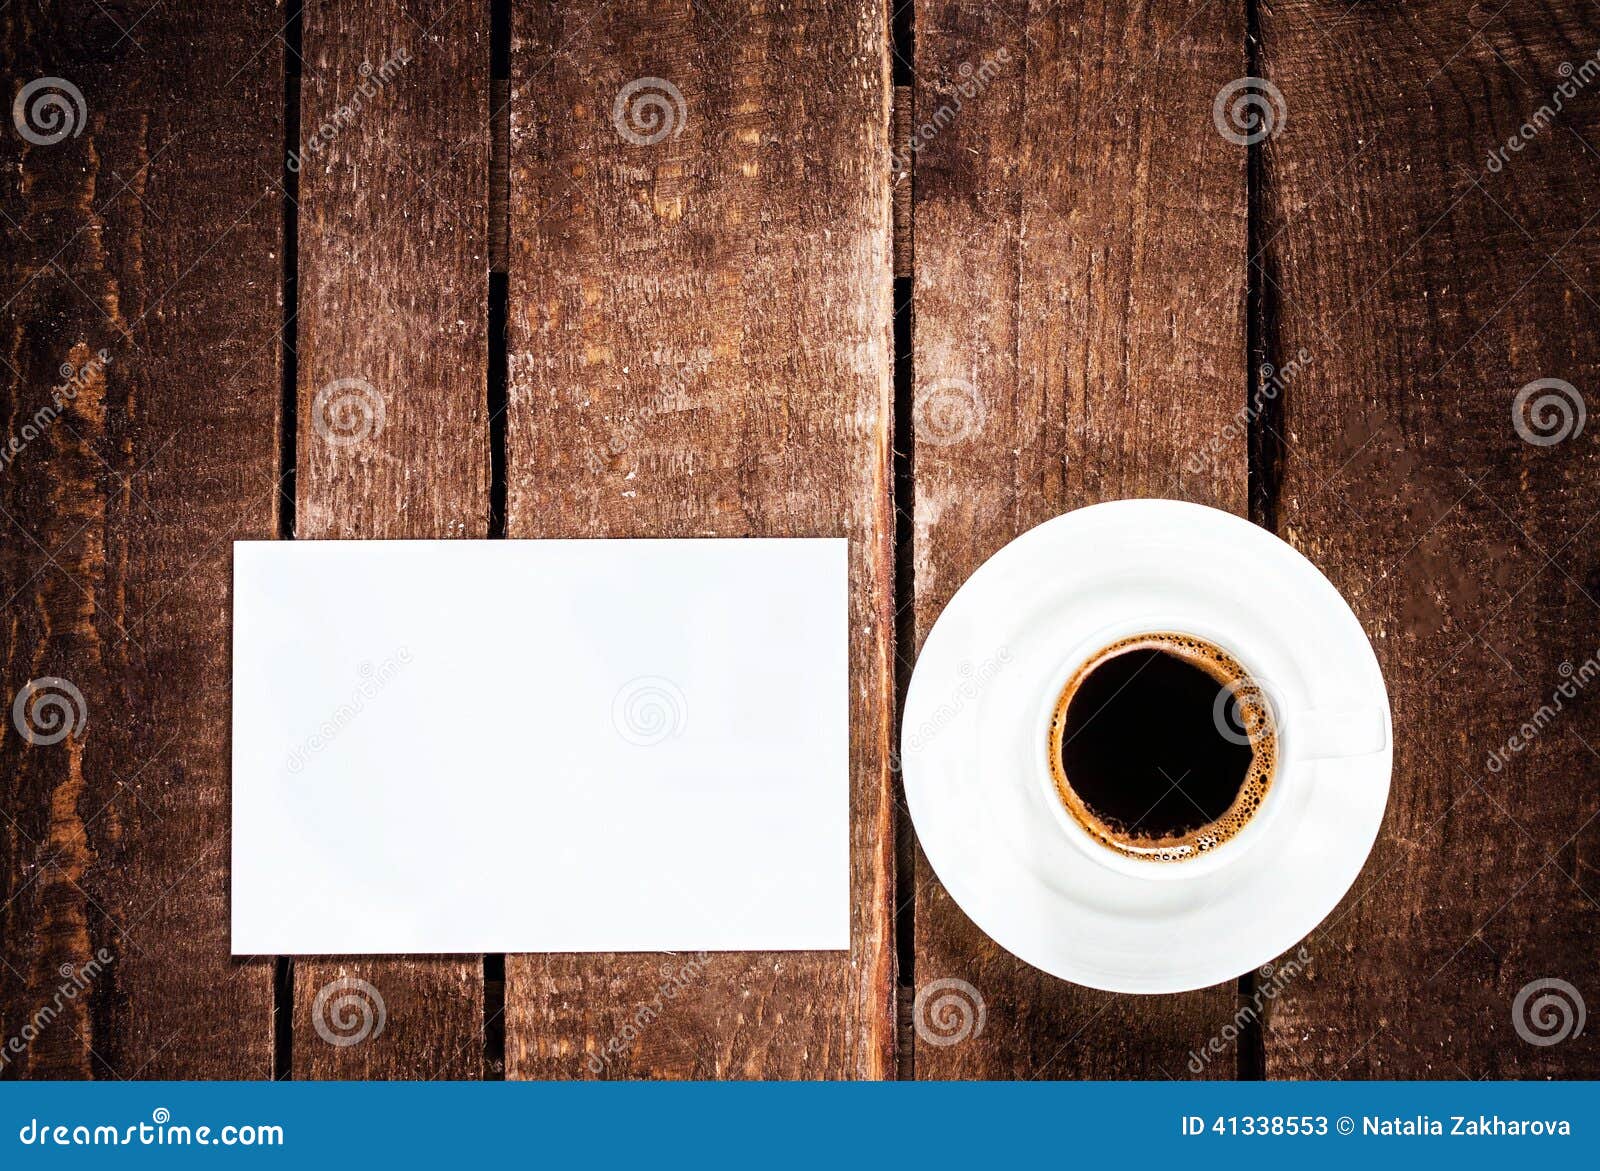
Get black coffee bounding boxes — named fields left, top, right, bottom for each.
left=1047, top=633, right=1275, bottom=862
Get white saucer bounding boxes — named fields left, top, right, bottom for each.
left=901, top=499, right=1392, bottom=994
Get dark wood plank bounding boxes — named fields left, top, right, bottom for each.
left=503, top=0, right=895, bottom=1079
left=290, top=0, right=489, bottom=1079
left=910, top=0, right=1249, bottom=1077
left=1260, top=0, right=1600, bottom=1077
left=0, top=1, right=281, bottom=1077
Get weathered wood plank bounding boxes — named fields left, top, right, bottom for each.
left=1260, top=0, right=1600, bottom=1077
left=909, top=0, right=1249, bottom=1077
left=503, top=0, right=895, bottom=1079
left=0, top=0, right=282, bottom=1077
left=290, top=0, right=489, bottom=1079
left=893, top=84, right=912, bottom=279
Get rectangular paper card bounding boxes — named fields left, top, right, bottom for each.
left=230, top=538, right=849, bottom=955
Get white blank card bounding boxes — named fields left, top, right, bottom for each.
left=230, top=538, right=849, bottom=955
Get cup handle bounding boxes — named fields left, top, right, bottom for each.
left=1290, top=707, right=1389, bottom=760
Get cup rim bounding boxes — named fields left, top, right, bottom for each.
left=1032, top=618, right=1290, bottom=882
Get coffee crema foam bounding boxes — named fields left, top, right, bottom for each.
left=1047, top=632, right=1276, bottom=863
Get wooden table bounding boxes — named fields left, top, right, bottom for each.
left=2, top=0, right=1597, bottom=1080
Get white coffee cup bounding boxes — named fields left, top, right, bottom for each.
left=901, top=499, right=1394, bottom=991
left=1030, top=615, right=1389, bottom=881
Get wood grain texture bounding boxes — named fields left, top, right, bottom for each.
left=503, top=0, right=895, bottom=1079
left=0, top=0, right=281, bottom=1077
left=291, top=0, right=489, bottom=1079
left=1260, top=0, right=1600, bottom=1077
left=909, top=0, right=1249, bottom=1077
left=893, top=84, right=912, bottom=278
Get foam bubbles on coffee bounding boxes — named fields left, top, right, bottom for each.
left=1047, top=632, right=1276, bottom=863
